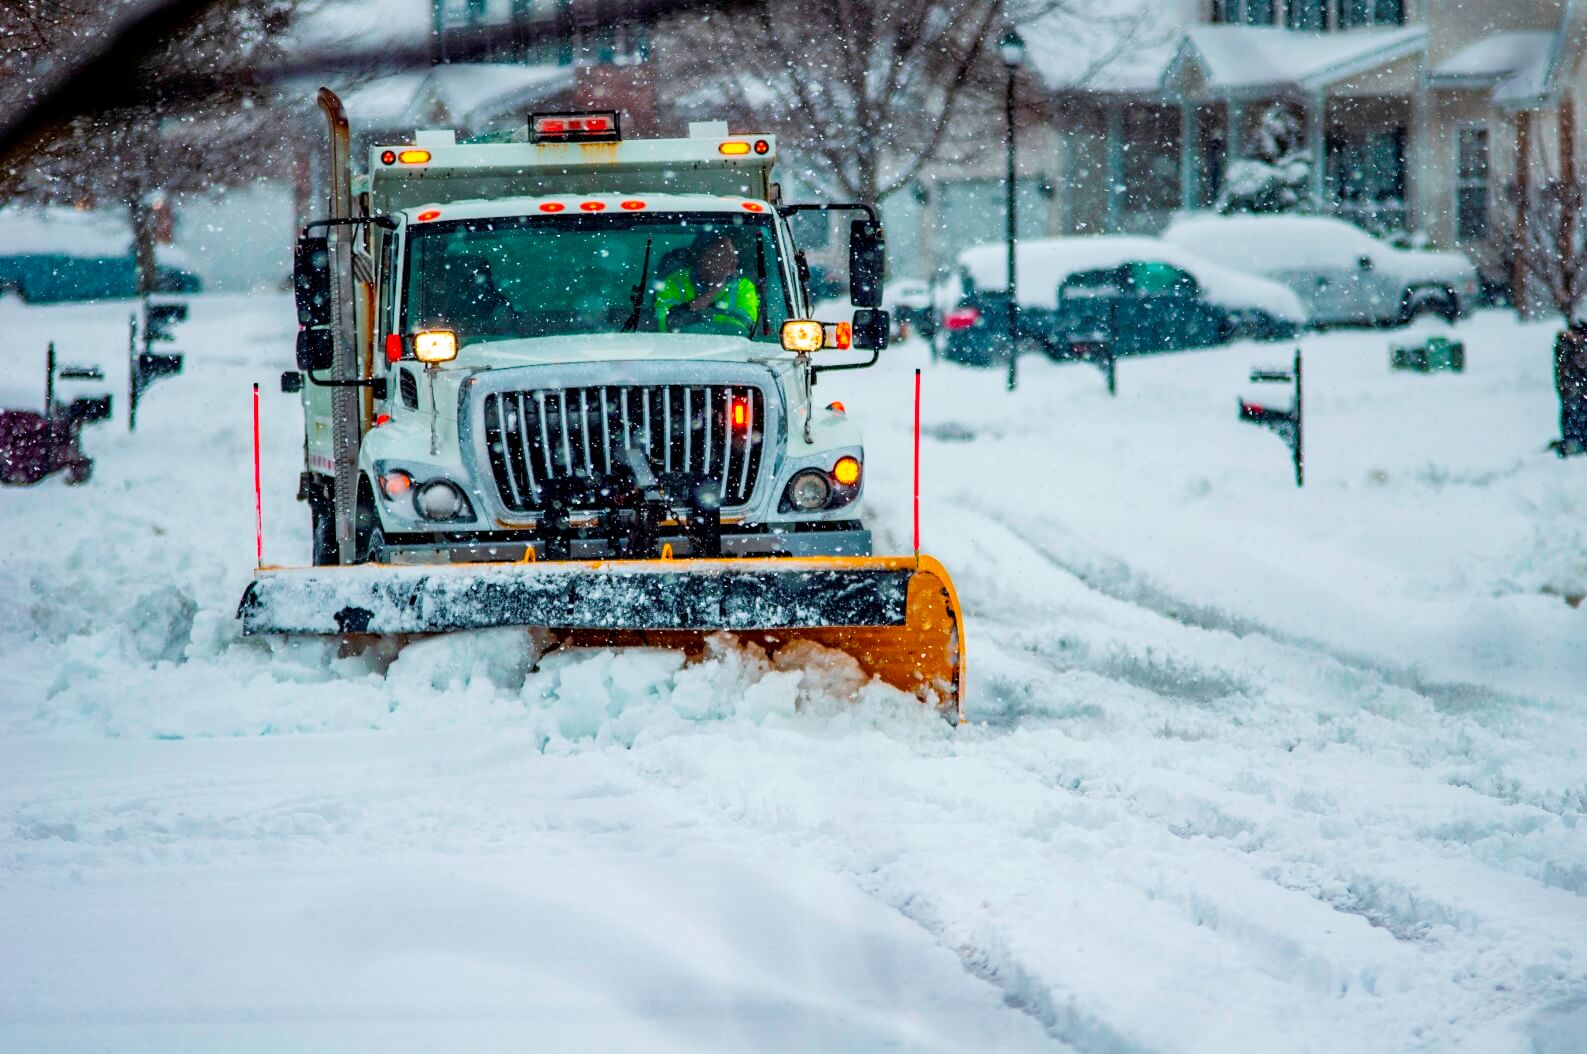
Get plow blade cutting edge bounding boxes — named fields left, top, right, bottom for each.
left=238, top=555, right=965, bottom=720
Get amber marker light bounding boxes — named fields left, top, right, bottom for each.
left=539, top=202, right=565, bottom=213
left=780, top=320, right=824, bottom=353
left=832, top=457, right=861, bottom=486
left=413, top=330, right=458, bottom=364
left=620, top=200, right=646, bottom=210
left=741, top=202, right=765, bottom=213
left=719, top=141, right=751, bottom=155
left=580, top=200, right=607, bottom=211
left=398, top=149, right=431, bottom=164
left=416, top=209, right=441, bottom=222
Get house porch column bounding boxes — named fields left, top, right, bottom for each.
left=1308, top=94, right=1327, bottom=210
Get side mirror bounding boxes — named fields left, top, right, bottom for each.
left=296, top=328, right=334, bottom=371
left=849, top=220, right=884, bottom=308
left=294, top=236, right=333, bottom=328
left=851, top=308, right=890, bottom=351
left=1358, top=255, right=1375, bottom=272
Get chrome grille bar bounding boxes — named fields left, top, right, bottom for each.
left=482, top=382, right=765, bottom=513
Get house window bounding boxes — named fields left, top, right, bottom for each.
left=1456, top=127, right=1490, bottom=240
left=1122, top=105, right=1183, bottom=213
left=1212, top=0, right=1277, bottom=25
left=1373, top=0, right=1405, bottom=24
left=1337, top=0, right=1405, bottom=25
left=1327, top=127, right=1407, bottom=228
left=1287, top=0, right=1326, bottom=29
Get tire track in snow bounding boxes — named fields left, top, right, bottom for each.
left=969, top=508, right=1587, bottom=821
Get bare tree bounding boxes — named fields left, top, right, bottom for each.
left=656, top=0, right=1151, bottom=204
left=1506, top=108, right=1585, bottom=323
left=0, top=0, right=314, bottom=292
left=1499, top=100, right=1587, bottom=452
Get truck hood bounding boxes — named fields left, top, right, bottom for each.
left=451, top=332, right=791, bottom=368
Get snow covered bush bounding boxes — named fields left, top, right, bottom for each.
left=1216, top=103, right=1313, bottom=215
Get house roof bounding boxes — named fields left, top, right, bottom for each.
left=1169, top=25, right=1427, bottom=94
left=1020, top=0, right=1186, bottom=94
left=342, top=64, right=574, bottom=134
left=1489, top=0, right=1585, bottom=110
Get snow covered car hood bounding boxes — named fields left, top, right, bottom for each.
left=956, top=235, right=1307, bottom=323
left=1164, top=215, right=1478, bottom=290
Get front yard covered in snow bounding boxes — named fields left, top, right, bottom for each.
left=1, top=293, right=1584, bottom=1052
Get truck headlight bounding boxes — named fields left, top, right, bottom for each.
left=786, top=470, right=831, bottom=511
left=415, top=479, right=472, bottom=521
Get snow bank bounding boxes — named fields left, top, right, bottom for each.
left=957, top=234, right=1307, bottom=321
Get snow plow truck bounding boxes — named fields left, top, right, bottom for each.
left=238, top=91, right=965, bottom=719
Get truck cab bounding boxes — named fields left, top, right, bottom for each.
left=289, top=111, right=889, bottom=567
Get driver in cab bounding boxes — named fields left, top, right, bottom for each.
left=653, top=233, right=760, bottom=336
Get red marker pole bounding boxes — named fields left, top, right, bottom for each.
left=913, top=368, right=921, bottom=558
left=252, top=382, right=263, bottom=569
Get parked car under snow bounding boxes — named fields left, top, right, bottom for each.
left=940, top=235, right=1306, bottom=366
left=1162, top=214, right=1480, bottom=328
left=0, top=207, right=202, bottom=304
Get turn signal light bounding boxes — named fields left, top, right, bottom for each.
left=398, top=149, right=431, bottom=164
left=414, top=330, right=458, bottom=363
left=378, top=470, right=413, bottom=498
left=781, top=319, right=824, bottom=353
left=832, top=457, right=861, bottom=486
left=719, top=141, right=751, bottom=155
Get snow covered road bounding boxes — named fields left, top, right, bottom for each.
left=3, top=294, right=1585, bottom=1052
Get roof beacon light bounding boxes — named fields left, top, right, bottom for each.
left=530, top=111, right=622, bottom=144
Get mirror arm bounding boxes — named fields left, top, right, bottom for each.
left=306, top=369, right=387, bottom=400
left=301, top=215, right=398, bottom=237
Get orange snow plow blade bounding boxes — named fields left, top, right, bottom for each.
left=239, top=554, right=965, bottom=720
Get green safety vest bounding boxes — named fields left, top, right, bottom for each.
left=654, top=269, right=760, bottom=335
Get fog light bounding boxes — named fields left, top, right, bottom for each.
left=787, top=470, right=831, bottom=511
left=415, top=480, right=468, bottom=520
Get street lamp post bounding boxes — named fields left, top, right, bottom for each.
left=1000, top=26, right=1025, bottom=392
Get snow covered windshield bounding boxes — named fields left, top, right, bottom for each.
left=403, top=213, right=790, bottom=345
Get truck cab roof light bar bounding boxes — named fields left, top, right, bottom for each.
left=530, top=110, right=621, bottom=144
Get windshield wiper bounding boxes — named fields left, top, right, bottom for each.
left=620, top=238, right=654, bottom=333
left=755, top=234, right=769, bottom=335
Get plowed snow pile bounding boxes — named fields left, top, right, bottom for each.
left=2, top=293, right=1584, bottom=1053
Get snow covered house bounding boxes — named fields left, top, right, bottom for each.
left=906, top=0, right=1587, bottom=287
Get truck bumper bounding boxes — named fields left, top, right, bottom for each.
left=375, top=527, right=873, bottom=565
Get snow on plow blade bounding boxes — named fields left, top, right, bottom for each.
left=238, top=555, right=965, bottom=719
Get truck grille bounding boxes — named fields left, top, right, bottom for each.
left=481, top=384, right=766, bottom=513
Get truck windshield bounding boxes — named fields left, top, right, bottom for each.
left=403, top=212, right=790, bottom=345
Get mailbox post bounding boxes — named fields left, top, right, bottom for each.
left=1238, top=349, right=1304, bottom=487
